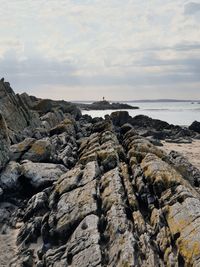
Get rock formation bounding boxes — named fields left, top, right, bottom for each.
left=0, top=80, right=40, bottom=140
left=189, top=120, right=200, bottom=134
left=0, top=80, right=200, bottom=267
left=77, top=100, right=139, bottom=110
left=0, top=113, right=10, bottom=170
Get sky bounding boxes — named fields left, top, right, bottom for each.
left=0, top=0, right=200, bottom=101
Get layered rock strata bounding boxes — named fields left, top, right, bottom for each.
left=0, top=81, right=200, bottom=267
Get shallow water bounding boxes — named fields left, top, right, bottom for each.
left=82, top=101, right=200, bottom=126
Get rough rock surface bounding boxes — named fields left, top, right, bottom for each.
left=0, top=113, right=10, bottom=170
left=0, top=81, right=200, bottom=267
left=20, top=160, right=67, bottom=189
left=0, top=79, right=40, bottom=138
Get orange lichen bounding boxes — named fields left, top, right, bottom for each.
left=30, top=143, right=47, bottom=155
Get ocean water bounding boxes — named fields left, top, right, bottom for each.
left=81, top=101, right=200, bottom=126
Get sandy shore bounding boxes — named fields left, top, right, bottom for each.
left=0, top=227, right=19, bottom=267
left=162, top=139, right=200, bottom=170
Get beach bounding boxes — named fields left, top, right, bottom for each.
left=162, top=139, right=200, bottom=170
left=0, top=226, right=19, bottom=267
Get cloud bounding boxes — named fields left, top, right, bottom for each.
left=184, top=2, right=200, bottom=15
left=0, top=39, right=24, bottom=58
left=0, top=0, right=200, bottom=100
left=0, top=50, right=79, bottom=90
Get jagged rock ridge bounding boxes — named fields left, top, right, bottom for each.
left=0, top=80, right=200, bottom=267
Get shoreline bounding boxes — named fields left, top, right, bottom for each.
left=0, top=79, right=200, bottom=266
left=81, top=108, right=200, bottom=126
left=162, top=139, right=200, bottom=170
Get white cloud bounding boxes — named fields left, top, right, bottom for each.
left=0, top=0, right=200, bottom=99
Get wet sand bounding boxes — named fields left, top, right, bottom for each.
left=162, top=139, right=200, bottom=170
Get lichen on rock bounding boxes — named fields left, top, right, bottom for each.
left=1, top=82, right=200, bottom=267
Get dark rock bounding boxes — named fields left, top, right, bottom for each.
left=78, top=100, right=139, bottom=110
left=10, top=138, right=36, bottom=161
left=20, top=160, right=67, bottom=189
left=0, top=79, right=40, bottom=137
left=0, top=113, right=10, bottom=169
left=49, top=118, right=76, bottom=137
left=32, top=98, right=81, bottom=119
left=120, top=123, right=133, bottom=134
left=21, top=138, right=51, bottom=162
left=80, top=114, right=92, bottom=123
left=92, top=120, right=113, bottom=133
left=110, top=111, right=130, bottom=126
left=130, top=114, right=171, bottom=130
left=189, top=120, right=200, bottom=133
left=0, top=161, right=21, bottom=192
left=92, top=117, right=104, bottom=124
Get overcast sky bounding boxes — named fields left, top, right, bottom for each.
left=0, top=0, right=200, bottom=100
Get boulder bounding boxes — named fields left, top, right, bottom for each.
left=130, top=114, right=171, bottom=130
left=10, top=138, right=36, bottom=161
left=21, top=138, right=51, bottom=162
left=0, top=161, right=21, bottom=192
left=21, top=160, right=67, bottom=189
left=110, top=111, right=130, bottom=126
left=50, top=118, right=76, bottom=137
left=189, top=120, right=200, bottom=133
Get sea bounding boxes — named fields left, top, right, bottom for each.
left=81, top=101, right=200, bottom=126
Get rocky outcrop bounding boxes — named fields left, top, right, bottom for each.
left=0, top=79, right=40, bottom=138
left=167, top=150, right=200, bottom=187
left=0, top=82, right=200, bottom=267
left=189, top=120, right=200, bottom=134
left=78, top=100, right=139, bottom=110
left=6, top=118, right=199, bottom=267
left=0, top=113, right=10, bottom=170
left=110, top=112, right=197, bottom=143
left=31, top=98, right=81, bottom=119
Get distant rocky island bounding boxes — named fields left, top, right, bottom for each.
left=77, top=100, right=139, bottom=110
left=0, top=79, right=200, bottom=266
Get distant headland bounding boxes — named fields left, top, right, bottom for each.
left=77, top=100, right=139, bottom=110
